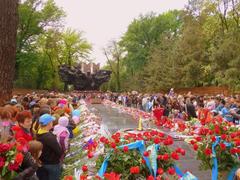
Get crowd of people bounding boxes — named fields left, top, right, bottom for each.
left=0, top=90, right=239, bottom=180
left=104, top=89, right=240, bottom=124
left=0, top=92, right=85, bottom=180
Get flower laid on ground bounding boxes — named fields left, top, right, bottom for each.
left=186, top=116, right=240, bottom=179
left=64, top=175, right=74, bottom=180
left=104, top=172, right=121, bottom=180
left=96, top=129, right=186, bottom=179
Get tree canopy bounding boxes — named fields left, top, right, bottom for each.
left=102, top=0, right=240, bottom=92
left=16, top=0, right=92, bottom=90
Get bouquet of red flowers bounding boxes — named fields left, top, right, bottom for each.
left=0, top=141, right=24, bottom=179
left=187, top=116, right=240, bottom=179
left=95, top=129, right=186, bottom=180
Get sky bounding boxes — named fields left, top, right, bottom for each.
left=54, top=0, right=188, bottom=67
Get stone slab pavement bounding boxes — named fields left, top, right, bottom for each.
left=90, top=104, right=211, bottom=180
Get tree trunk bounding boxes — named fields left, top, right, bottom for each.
left=0, top=0, right=18, bottom=106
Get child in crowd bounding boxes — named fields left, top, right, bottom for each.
left=14, top=140, right=43, bottom=180
left=53, top=116, right=70, bottom=161
left=29, top=140, right=43, bottom=167
left=37, top=114, right=63, bottom=180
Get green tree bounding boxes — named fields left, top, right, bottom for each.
left=60, top=29, right=92, bottom=91
left=142, top=33, right=182, bottom=92
left=16, top=0, right=65, bottom=78
left=120, top=11, right=182, bottom=76
left=61, top=29, right=92, bottom=66
left=103, top=40, right=124, bottom=92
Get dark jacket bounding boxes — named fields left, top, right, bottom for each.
left=186, top=103, right=197, bottom=119
left=14, top=152, right=38, bottom=180
left=37, top=132, right=62, bottom=164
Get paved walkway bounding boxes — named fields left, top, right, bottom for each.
left=90, top=104, right=211, bottom=180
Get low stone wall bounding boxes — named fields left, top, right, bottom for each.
left=174, top=86, right=230, bottom=96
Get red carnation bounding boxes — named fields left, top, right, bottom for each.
left=64, top=176, right=73, bottom=180
left=221, top=134, right=227, bottom=140
left=115, top=132, right=120, bottom=137
left=214, top=126, right=220, bottom=134
left=195, top=136, right=202, bottom=142
left=204, top=148, right=212, bottom=156
left=230, top=133, right=236, bottom=139
left=163, top=153, right=169, bottom=161
left=164, top=137, right=173, bottom=145
left=157, top=168, right=164, bottom=175
left=143, top=151, right=149, bottom=157
left=93, top=141, right=98, bottom=148
left=193, top=144, right=198, bottom=151
left=219, top=143, right=226, bottom=150
left=154, top=137, right=161, bottom=144
left=8, top=162, right=19, bottom=171
left=100, top=137, right=106, bottom=143
left=15, top=152, right=24, bottom=165
left=82, top=165, right=88, bottom=172
left=114, top=138, right=120, bottom=143
left=124, top=135, right=129, bottom=140
left=0, top=143, right=11, bottom=153
left=150, top=131, right=156, bottom=136
left=190, top=140, right=196, bottom=145
left=88, top=152, right=94, bottom=158
left=104, top=172, right=120, bottom=180
left=80, top=175, right=88, bottom=180
left=147, top=175, right=154, bottom=180
left=235, top=140, right=240, bottom=146
left=16, top=144, right=24, bottom=152
left=158, top=132, right=164, bottom=137
left=230, top=148, right=238, bottom=154
left=143, top=132, right=149, bottom=137
left=176, top=148, right=182, bottom=153
left=157, top=155, right=163, bottom=160
left=123, top=146, right=129, bottom=152
left=168, top=167, right=175, bottom=175
left=105, top=139, right=109, bottom=145
left=208, top=130, right=213, bottom=135
left=142, top=159, right=146, bottom=164
left=110, top=142, right=116, bottom=149
left=130, top=166, right=140, bottom=174
left=171, top=152, right=179, bottom=160
left=180, top=149, right=186, bottom=156
left=211, top=136, right=216, bottom=142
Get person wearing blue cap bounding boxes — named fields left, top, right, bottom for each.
left=36, top=114, right=63, bottom=180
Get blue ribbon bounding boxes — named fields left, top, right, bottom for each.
left=153, top=144, right=160, bottom=177
left=174, top=164, right=184, bottom=177
left=212, top=136, right=238, bottom=180
left=212, top=136, right=221, bottom=180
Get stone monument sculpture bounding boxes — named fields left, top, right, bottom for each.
left=59, top=63, right=111, bottom=91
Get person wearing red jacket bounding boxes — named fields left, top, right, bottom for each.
left=12, top=110, right=33, bottom=143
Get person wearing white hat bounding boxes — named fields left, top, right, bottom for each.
left=53, top=116, right=70, bottom=161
